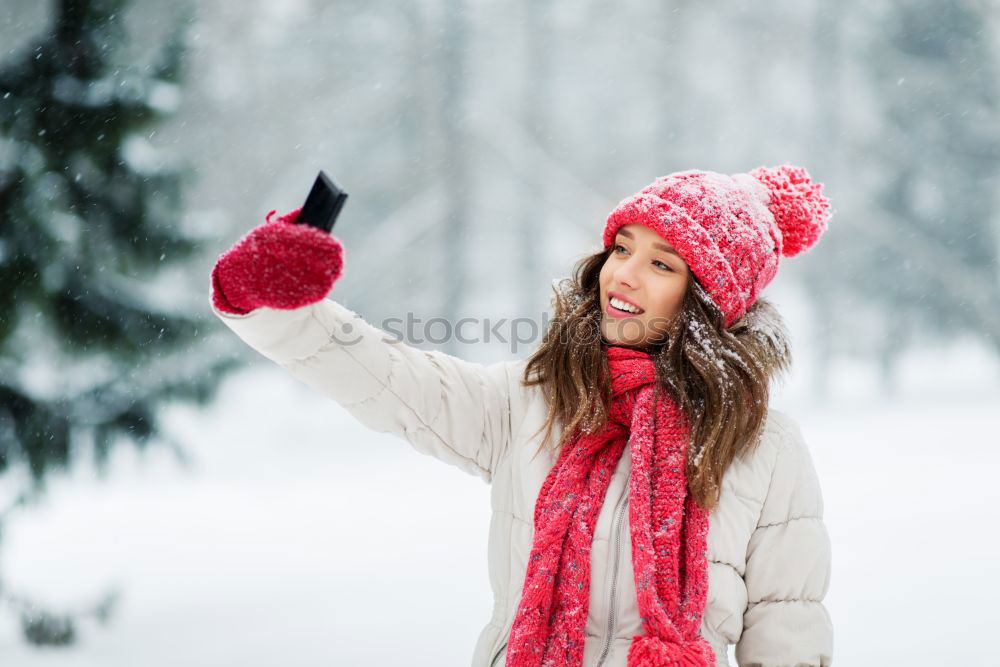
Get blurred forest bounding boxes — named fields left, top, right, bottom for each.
left=1, top=0, right=998, bottom=651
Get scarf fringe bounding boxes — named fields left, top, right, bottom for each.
left=627, top=634, right=715, bottom=667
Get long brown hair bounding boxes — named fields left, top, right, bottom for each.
left=522, top=245, right=793, bottom=512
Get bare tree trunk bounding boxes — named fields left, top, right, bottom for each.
left=517, top=0, right=552, bottom=320
left=807, top=1, right=845, bottom=401
left=440, top=0, right=470, bottom=355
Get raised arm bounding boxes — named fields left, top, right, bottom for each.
left=209, top=208, right=514, bottom=482
left=210, top=298, right=515, bottom=482
left=735, top=415, right=834, bottom=667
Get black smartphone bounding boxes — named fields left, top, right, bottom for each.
left=296, top=170, right=348, bottom=233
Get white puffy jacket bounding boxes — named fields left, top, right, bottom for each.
left=211, top=297, right=834, bottom=667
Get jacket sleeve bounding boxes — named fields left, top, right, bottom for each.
left=735, top=415, right=834, bottom=667
left=210, top=297, right=515, bottom=483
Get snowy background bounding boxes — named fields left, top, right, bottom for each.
left=2, top=0, right=999, bottom=666
left=3, top=283, right=999, bottom=666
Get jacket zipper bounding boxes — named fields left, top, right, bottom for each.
left=496, top=445, right=632, bottom=667
left=489, top=640, right=507, bottom=667
left=593, top=471, right=631, bottom=667
left=490, top=482, right=628, bottom=667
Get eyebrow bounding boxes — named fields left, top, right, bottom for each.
left=617, top=229, right=681, bottom=257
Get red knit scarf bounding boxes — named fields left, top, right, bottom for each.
left=505, top=345, right=713, bottom=667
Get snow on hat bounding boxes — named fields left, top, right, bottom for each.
left=602, top=164, right=832, bottom=328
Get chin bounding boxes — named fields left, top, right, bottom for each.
left=600, top=328, right=639, bottom=349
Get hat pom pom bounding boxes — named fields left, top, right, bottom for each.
left=749, top=164, right=832, bottom=257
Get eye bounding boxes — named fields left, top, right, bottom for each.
left=613, top=243, right=628, bottom=255
left=654, top=260, right=674, bottom=272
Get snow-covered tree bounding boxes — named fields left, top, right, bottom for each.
left=860, top=0, right=1000, bottom=357
left=789, top=0, right=1000, bottom=397
left=0, top=0, right=237, bottom=645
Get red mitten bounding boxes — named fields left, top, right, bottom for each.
left=211, top=207, right=344, bottom=315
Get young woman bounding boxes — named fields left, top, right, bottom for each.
left=209, top=164, right=834, bottom=667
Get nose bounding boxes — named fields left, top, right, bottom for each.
left=614, top=254, right=641, bottom=289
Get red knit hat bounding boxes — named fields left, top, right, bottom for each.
left=602, top=164, right=833, bottom=328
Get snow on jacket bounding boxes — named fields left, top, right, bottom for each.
left=211, top=297, right=834, bottom=667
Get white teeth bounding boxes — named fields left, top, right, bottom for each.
left=610, top=296, right=642, bottom=314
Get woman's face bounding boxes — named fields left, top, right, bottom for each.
left=599, top=224, right=691, bottom=347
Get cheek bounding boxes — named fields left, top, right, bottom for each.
left=645, top=280, right=686, bottom=317
left=598, top=264, right=612, bottom=290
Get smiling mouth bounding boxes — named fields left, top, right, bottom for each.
left=608, top=295, right=644, bottom=315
